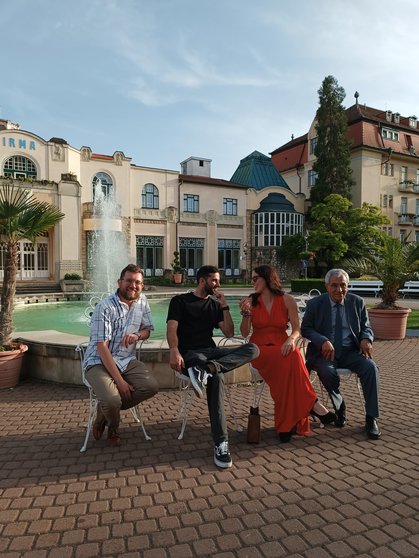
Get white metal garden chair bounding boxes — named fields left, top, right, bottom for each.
left=76, top=341, right=151, bottom=452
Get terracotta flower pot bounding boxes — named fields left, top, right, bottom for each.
left=368, top=308, right=411, bottom=340
left=173, top=273, right=183, bottom=284
left=0, top=344, right=28, bottom=389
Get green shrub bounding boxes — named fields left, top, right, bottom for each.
left=290, top=278, right=326, bottom=293
left=64, top=273, right=82, bottom=280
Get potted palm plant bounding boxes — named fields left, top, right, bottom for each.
left=171, top=251, right=184, bottom=284
left=0, top=182, right=64, bottom=388
left=344, top=235, right=419, bottom=339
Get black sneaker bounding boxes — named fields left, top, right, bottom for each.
left=335, top=400, right=347, bottom=427
left=187, top=365, right=210, bottom=398
left=214, top=441, right=233, bottom=468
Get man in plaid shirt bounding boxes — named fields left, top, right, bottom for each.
left=84, top=264, right=159, bottom=446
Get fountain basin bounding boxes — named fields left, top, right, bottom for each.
left=16, top=331, right=252, bottom=388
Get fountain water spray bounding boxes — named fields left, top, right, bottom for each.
left=88, top=179, right=129, bottom=294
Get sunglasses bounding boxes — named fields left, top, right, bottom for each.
left=251, top=276, right=260, bottom=283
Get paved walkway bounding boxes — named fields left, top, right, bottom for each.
left=0, top=337, right=418, bottom=557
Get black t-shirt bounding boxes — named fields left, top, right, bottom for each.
left=166, top=292, right=223, bottom=356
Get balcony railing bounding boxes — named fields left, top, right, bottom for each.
left=398, top=214, right=414, bottom=225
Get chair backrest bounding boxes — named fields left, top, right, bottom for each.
left=75, top=341, right=90, bottom=388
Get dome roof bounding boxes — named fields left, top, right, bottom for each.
left=230, top=150, right=289, bottom=190
left=255, top=192, right=296, bottom=213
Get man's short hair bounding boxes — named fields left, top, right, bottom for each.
left=325, top=268, right=350, bottom=285
left=120, top=264, right=144, bottom=279
left=196, top=265, right=219, bottom=282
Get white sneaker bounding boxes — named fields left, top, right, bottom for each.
left=214, top=441, right=233, bottom=468
left=187, top=365, right=210, bottom=398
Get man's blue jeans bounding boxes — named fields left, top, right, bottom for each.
left=184, top=343, right=259, bottom=445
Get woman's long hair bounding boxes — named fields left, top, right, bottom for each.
left=250, top=264, right=285, bottom=306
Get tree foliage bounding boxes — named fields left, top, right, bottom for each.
left=307, top=194, right=389, bottom=269
left=343, top=236, right=419, bottom=308
left=310, top=75, right=355, bottom=204
left=0, top=183, right=64, bottom=344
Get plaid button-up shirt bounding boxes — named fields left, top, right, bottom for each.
left=83, top=291, right=154, bottom=373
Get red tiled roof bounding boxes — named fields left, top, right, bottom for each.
left=91, top=153, right=114, bottom=160
left=179, top=174, right=247, bottom=188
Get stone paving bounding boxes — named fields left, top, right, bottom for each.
left=0, top=337, right=418, bottom=558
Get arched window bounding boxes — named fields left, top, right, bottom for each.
left=92, top=172, right=113, bottom=201
left=3, top=155, right=37, bottom=179
left=142, top=183, right=159, bottom=209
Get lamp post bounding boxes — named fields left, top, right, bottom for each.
left=303, top=230, right=309, bottom=280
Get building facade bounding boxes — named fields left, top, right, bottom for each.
left=0, top=120, right=304, bottom=285
left=271, top=101, right=419, bottom=243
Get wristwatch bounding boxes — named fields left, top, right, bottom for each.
left=222, top=306, right=230, bottom=311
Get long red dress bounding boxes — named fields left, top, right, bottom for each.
left=249, top=295, right=316, bottom=435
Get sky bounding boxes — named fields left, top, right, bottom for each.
left=2, top=0, right=419, bottom=180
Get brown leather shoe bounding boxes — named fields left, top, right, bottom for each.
left=92, top=406, right=107, bottom=440
left=107, top=428, right=121, bottom=447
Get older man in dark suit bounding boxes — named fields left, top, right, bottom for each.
left=301, top=268, right=381, bottom=439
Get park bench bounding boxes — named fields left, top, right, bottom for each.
left=399, top=280, right=419, bottom=298
left=347, top=280, right=383, bottom=297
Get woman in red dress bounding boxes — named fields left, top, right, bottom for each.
left=239, top=265, right=335, bottom=442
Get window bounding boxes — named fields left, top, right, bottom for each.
left=92, top=172, right=113, bottom=201
left=136, top=236, right=163, bottom=276
left=223, top=198, right=237, bottom=216
left=3, top=155, right=37, bottom=179
left=384, top=226, right=392, bottom=236
left=399, top=229, right=406, bottom=242
left=382, top=195, right=388, bottom=208
left=310, top=137, right=318, bottom=155
left=416, top=169, right=419, bottom=185
left=183, top=194, right=199, bottom=213
left=382, top=163, right=394, bottom=176
left=394, top=112, right=400, bottom=124
left=382, top=128, right=399, bottom=141
left=409, top=116, right=417, bottom=128
left=416, top=199, right=419, bottom=216
left=389, top=195, right=393, bottom=208
left=218, top=239, right=240, bottom=276
left=254, top=211, right=304, bottom=247
left=400, top=197, right=408, bottom=214
left=199, top=160, right=204, bottom=167
left=141, top=183, right=159, bottom=209
left=400, top=166, right=408, bottom=183
left=179, top=237, right=204, bottom=276
left=415, top=231, right=419, bottom=242
left=308, top=170, right=318, bottom=187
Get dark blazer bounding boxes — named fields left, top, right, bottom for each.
left=301, top=292, right=374, bottom=361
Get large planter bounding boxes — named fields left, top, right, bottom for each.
left=0, top=344, right=28, bottom=389
left=60, top=279, right=86, bottom=293
left=368, top=307, right=411, bottom=340
left=172, top=273, right=183, bottom=284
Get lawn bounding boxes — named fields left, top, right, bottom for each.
left=407, top=309, right=419, bottom=328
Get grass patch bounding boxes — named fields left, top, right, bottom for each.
left=407, top=309, right=419, bottom=328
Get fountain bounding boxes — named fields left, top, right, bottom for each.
left=87, top=179, right=129, bottom=294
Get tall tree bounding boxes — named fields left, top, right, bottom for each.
left=310, top=75, right=355, bottom=205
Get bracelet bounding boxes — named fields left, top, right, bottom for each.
left=222, top=305, right=230, bottom=311
left=240, top=311, right=252, bottom=318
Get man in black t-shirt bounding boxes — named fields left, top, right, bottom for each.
left=167, top=265, right=259, bottom=468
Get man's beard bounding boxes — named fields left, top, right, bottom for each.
left=203, top=281, right=215, bottom=296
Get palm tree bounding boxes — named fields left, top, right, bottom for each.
left=343, top=235, right=419, bottom=309
left=0, top=183, right=64, bottom=345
